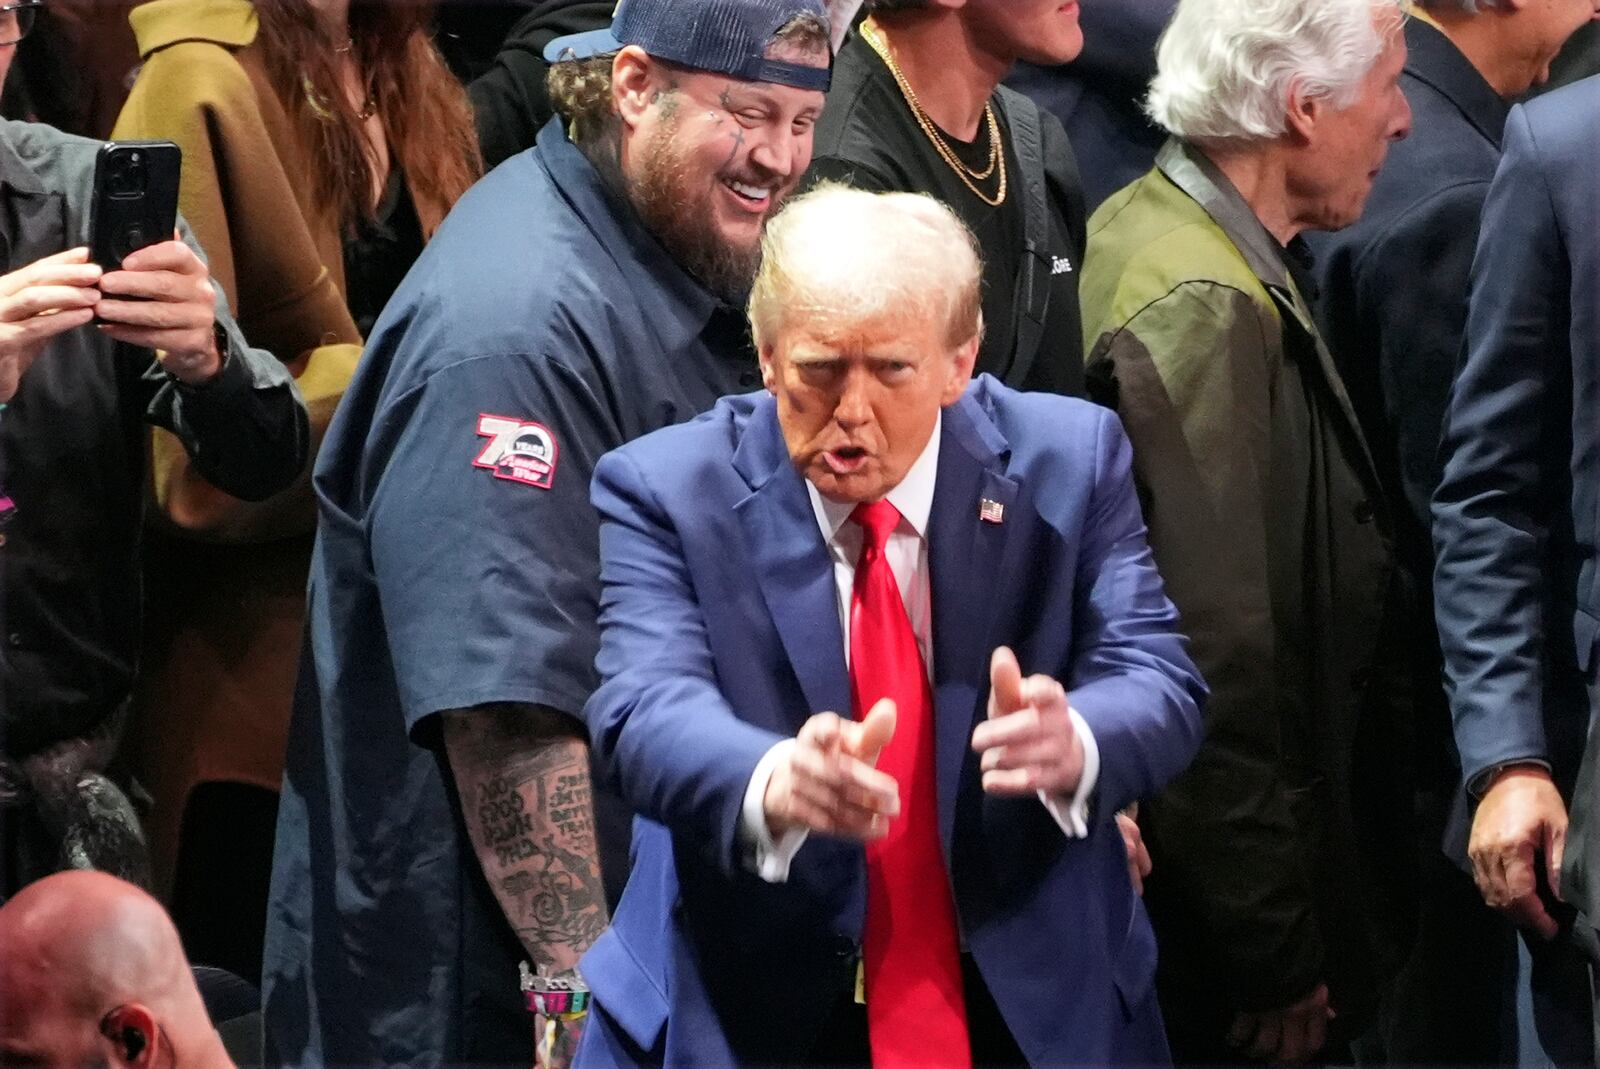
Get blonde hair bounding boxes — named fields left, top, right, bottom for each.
left=748, top=184, right=984, bottom=353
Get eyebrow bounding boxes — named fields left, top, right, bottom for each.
left=789, top=349, right=919, bottom=366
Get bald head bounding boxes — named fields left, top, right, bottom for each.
left=0, top=872, right=226, bottom=1069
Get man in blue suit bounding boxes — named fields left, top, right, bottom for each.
left=575, top=185, right=1204, bottom=1068
left=1433, top=74, right=1600, bottom=1057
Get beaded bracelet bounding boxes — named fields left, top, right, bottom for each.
left=526, top=988, right=591, bottom=1019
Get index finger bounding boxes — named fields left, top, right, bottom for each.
left=116, top=238, right=203, bottom=275
left=1506, top=891, right=1559, bottom=941
left=836, top=757, right=900, bottom=816
left=1547, top=821, right=1567, bottom=898
left=988, top=646, right=1025, bottom=720
left=1, top=249, right=99, bottom=296
left=970, top=706, right=1045, bottom=753
left=26, top=247, right=92, bottom=269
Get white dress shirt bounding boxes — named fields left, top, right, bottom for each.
left=739, top=415, right=1101, bottom=881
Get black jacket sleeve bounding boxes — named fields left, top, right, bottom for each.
left=141, top=217, right=309, bottom=503
left=468, top=1, right=616, bottom=169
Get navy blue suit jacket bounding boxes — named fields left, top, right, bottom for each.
left=1308, top=20, right=1511, bottom=828
left=577, top=378, right=1205, bottom=1068
left=1432, top=77, right=1600, bottom=917
left=1311, top=19, right=1509, bottom=574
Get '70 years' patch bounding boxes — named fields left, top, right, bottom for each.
left=473, top=414, right=559, bottom=491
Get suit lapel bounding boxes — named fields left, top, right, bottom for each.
left=733, top=402, right=852, bottom=722
left=928, top=393, right=1019, bottom=850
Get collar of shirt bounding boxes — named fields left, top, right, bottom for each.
left=1157, top=137, right=1295, bottom=295
left=0, top=124, right=48, bottom=269
left=805, top=411, right=942, bottom=545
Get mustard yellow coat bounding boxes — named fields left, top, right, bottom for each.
left=112, top=0, right=365, bottom=893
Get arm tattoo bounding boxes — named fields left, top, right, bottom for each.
left=444, top=704, right=610, bottom=974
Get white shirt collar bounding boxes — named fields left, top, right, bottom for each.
left=806, top=412, right=942, bottom=544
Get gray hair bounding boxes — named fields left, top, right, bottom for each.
left=1146, top=0, right=1406, bottom=143
left=748, top=184, right=983, bottom=353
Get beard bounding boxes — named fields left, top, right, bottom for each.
left=628, top=106, right=786, bottom=306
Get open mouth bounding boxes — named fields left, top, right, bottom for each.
left=724, top=179, right=773, bottom=211
left=824, top=446, right=868, bottom=475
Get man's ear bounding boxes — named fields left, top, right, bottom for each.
left=613, top=45, right=669, bottom=133
left=100, top=1005, right=158, bottom=1068
left=1283, top=76, right=1321, bottom=146
left=758, top=344, right=779, bottom=393
left=940, top=335, right=980, bottom=406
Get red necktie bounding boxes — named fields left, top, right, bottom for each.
left=849, top=500, right=971, bottom=1069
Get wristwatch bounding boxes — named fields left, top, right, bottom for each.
left=520, top=962, right=591, bottom=1019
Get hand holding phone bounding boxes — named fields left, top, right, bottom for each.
left=97, top=239, right=224, bottom=384
left=89, top=140, right=224, bottom=385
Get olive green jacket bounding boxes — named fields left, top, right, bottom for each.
left=1081, top=140, right=1411, bottom=1028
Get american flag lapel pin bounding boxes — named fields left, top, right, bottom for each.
left=979, top=498, right=1005, bottom=525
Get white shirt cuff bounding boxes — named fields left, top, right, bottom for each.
left=740, top=739, right=810, bottom=882
left=1039, top=707, right=1100, bottom=838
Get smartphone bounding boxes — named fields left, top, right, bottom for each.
left=88, top=140, right=182, bottom=273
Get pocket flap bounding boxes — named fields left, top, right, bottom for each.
left=583, top=927, right=669, bottom=1053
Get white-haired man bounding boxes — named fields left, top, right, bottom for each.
left=1080, top=0, right=1412, bottom=1062
left=576, top=184, right=1205, bottom=1068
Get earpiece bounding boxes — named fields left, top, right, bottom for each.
left=121, top=1027, right=146, bottom=1061
left=98, top=1010, right=149, bottom=1063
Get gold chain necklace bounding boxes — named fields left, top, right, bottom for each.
left=861, top=18, right=1008, bottom=207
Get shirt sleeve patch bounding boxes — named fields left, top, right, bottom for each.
left=474, top=413, right=559, bottom=491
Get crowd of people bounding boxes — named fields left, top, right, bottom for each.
left=1, top=0, right=1599, bottom=1066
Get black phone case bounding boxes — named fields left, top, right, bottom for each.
left=88, top=140, right=183, bottom=273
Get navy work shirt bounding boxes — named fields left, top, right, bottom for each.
left=262, top=119, right=760, bottom=1068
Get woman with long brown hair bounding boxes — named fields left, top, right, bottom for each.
left=110, top=0, right=481, bottom=979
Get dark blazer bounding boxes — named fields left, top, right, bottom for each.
left=1432, top=76, right=1600, bottom=926
left=467, top=0, right=614, bottom=168
left=1310, top=19, right=1508, bottom=575
left=575, top=380, right=1205, bottom=1068
left=1307, top=20, right=1511, bottom=810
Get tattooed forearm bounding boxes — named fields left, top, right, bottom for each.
left=443, top=704, right=610, bottom=974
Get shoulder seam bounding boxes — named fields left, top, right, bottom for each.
left=1097, top=278, right=1275, bottom=363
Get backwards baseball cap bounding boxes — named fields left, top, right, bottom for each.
left=543, top=0, right=833, bottom=93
